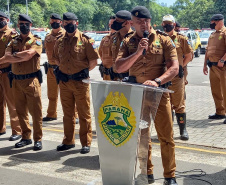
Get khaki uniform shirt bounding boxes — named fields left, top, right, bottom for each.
left=117, top=29, right=178, bottom=83
left=170, top=31, right=192, bottom=66
left=111, top=29, right=134, bottom=63
left=44, top=28, right=65, bottom=65
left=99, top=34, right=113, bottom=68
left=207, top=26, right=226, bottom=62
left=0, top=27, right=17, bottom=69
left=6, top=33, right=42, bottom=75
left=53, top=29, right=99, bottom=75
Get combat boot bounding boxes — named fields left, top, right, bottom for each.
left=176, top=113, right=189, bottom=140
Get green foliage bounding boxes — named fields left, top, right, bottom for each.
left=0, top=0, right=225, bottom=30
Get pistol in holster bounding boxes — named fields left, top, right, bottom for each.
left=43, top=62, right=49, bottom=74
left=206, top=60, right=213, bottom=68
left=37, top=70, right=43, bottom=84
left=178, top=65, right=184, bottom=78
left=8, top=71, right=14, bottom=88
left=99, top=63, right=104, bottom=78
left=53, top=66, right=60, bottom=84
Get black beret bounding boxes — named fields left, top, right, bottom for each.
left=63, top=12, right=78, bottom=20
left=50, top=13, right=61, bottom=20
left=211, top=14, right=224, bottom=21
left=116, top=10, right=131, bottom=20
left=19, top=14, right=32, bottom=23
left=175, top=21, right=180, bottom=27
left=0, top=11, right=8, bottom=19
left=131, top=6, right=152, bottom=19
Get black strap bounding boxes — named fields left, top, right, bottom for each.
left=0, top=66, right=11, bottom=73
left=49, top=64, right=58, bottom=69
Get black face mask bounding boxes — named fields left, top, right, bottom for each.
left=111, top=21, right=125, bottom=31
left=64, top=23, right=77, bottom=33
left=51, top=22, right=60, bottom=29
left=163, top=24, right=174, bottom=32
left=210, top=23, right=216, bottom=29
left=20, top=24, right=30, bottom=35
left=0, top=21, right=7, bottom=29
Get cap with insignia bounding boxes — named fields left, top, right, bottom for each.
left=175, top=21, right=180, bottom=28
left=19, top=14, right=32, bottom=23
left=63, top=12, right=78, bottom=20
left=0, top=11, right=8, bottom=19
left=162, top=14, right=175, bottom=23
left=116, top=10, right=131, bottom=20
left=50, top=13, right=62, bottom=20
left=210, top=14, right=224, bottom=21
left=131, top=6, right=152, bottom=19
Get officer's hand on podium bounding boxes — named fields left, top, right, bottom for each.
left=143, top=80, right=158, bottom=87
left=203, top=65, right=208, bottom=75
left=136, top=38, right=149, bottom=56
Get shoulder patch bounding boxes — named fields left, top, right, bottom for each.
left=34, top=35, right=41, bottom=39
left=124, top=31, right=135, bottom=38
left=156, top=30, right=169, bottom=36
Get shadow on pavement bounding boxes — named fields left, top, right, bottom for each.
left=0, top=137, right=10, bottom=141
left=56, top=155, right=100, bottom=173
left=186, top=119, right=225, bottom=128
left=182, top=168, right=226, bottom=185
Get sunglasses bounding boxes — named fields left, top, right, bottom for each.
left=19, top=23, right=30, bottom=26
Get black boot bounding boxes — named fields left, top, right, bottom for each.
left=176, top=113, right=189, bottom=140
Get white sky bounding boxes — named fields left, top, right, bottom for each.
left=158, top=0, right=176, bottom=6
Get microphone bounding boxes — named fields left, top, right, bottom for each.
left=142, top=31, right=149, bottom=56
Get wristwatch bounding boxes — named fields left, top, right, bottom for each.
left=154, top=78, right=161, bottom=86
left=13, top=52, right=18, bottom=57
left=220, top=59, right=225, bottom=63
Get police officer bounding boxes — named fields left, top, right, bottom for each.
left=203, top=14, right=226, bottom=124
left=110, top=10, right=134, bottom=81
left=0, top=14, right=43, bottom=150
left=42, top=13, right=79, bottom=124
left=162, top=15, right=193, bottom=140
left=99, top=16, right=116, bottom=80
left=0, top=11, right=21, bottom=141
left=53, top=12, right=99, bottom=153
left=116, top=6, right=178, bottom=185
left=43, top=13, right=64, bottom=122
left=175, top=22, right=180, bottom=32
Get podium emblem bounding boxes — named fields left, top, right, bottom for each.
left=98, top=92, right=136, bottom=147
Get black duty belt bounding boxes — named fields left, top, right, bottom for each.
left=8, top=70, right=43, bottom=88
left=49, top=64, right=58, bottom=69
left=0, top=66, right=11, bottom=73
left=207, top=60, right=226, bottom=67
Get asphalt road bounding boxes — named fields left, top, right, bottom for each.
left=0, top=53, right=226, bottom=185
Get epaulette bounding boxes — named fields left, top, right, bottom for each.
left=34, top=35, right=41, bottom=39
left=56, top=34, right=64, bottom=40
left=124, top=31, right=135, bottom=38
left=82, top=33, right=91, bottom=40
left=11, top=30, right=18, bottom=35
left=12, top=35, right=20, bottom=40
left=177, top=32, right=185, bottom=36
left=156, top=30, right=169, bottom=36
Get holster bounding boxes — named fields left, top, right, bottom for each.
left=207, top=60, right=213, bottom=68
left=109, top=67, right=129, bottom=80
left=53, top=66, right=60, bottom=84
left=37, top=70, right=43, bottom=84
left=43, top=62, right=49, bottom=74
left=99, top=63, right=104, bottom=78
left=178, top=65, right=184, bottom=78
left=8, top=71, right=14, bottom=88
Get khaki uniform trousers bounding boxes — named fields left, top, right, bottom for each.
left=0, top=72, right=21, bottom=135
left=210, top=65, right=226, bottom=115
left=46, top=68, right=78, bottom=118
left=169, top=76, right=185, bottom=113
left=139, top=93, right=176, bottom=178
left=103, top=74, right=111, bottom=81
left=13, top=78, right=43, bottom=141
left=59, top=80, right=92, bottom=146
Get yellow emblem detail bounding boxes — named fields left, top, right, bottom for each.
left=98, top=92, right=136, bottom=147
left=135, top=12, right=139, bottom=16
left=2, top=37, right=6, bottom=42
left=219, top=36, right=223, bottom=40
